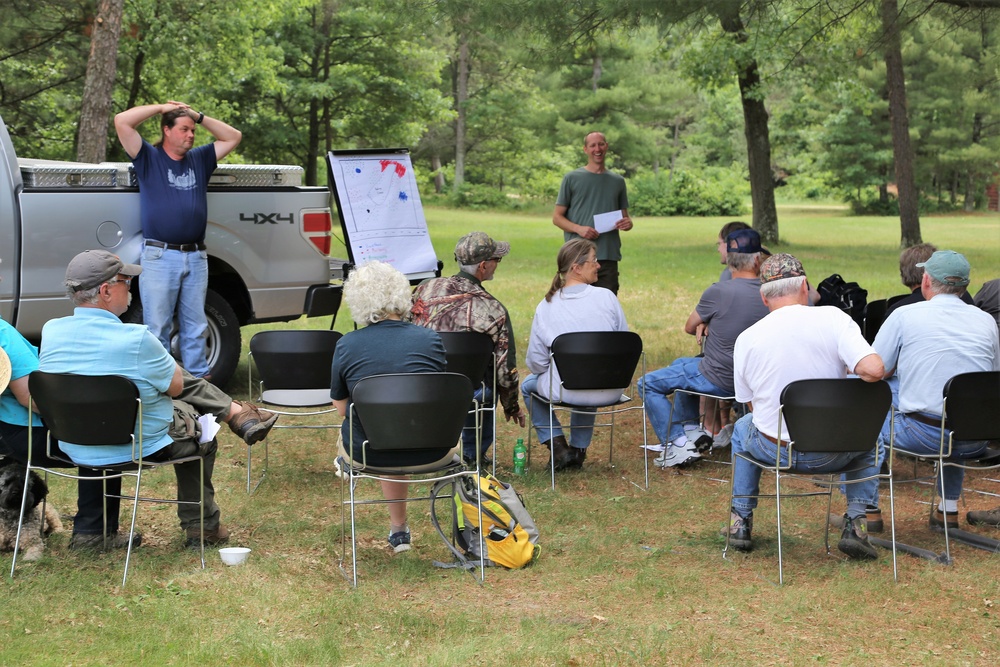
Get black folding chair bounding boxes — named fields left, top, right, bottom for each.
left=247, top=329, right=342, bottom=493
left=863, top=298, right=888, bottom=344
left=337, top=372, right=484, bottom=587
left=438, top=331, right=496, bottom=474
left=891, top=371, right=1000, bottom=563
left=11, top=372, right=206, bottom=585
left=526, top=331, right=649, bottom=489
left=723, top=378, right=895, bottom=584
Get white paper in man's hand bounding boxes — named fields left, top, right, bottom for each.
left=197, top=414, right=222, bottom=444
left=593, top=210, right=623, bottom=234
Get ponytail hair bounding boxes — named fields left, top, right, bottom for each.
left=545, top=238, right=596, bottom=302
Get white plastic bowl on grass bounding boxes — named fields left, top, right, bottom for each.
left=219, top=547, right=251, bottom=566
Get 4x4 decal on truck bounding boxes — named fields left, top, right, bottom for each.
left=239, top=212, right=294, bottom=224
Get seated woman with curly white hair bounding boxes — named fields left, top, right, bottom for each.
left=330, top=260, right=448, bottom=553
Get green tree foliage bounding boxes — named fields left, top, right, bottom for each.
left=0, top=0, right=996, bottom=221
left=0, top=0, right=90, bottom=158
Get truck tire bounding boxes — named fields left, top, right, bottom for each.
left=120, top=287, right=242, bottom=389
left=203, top=289, right=241, bottom=388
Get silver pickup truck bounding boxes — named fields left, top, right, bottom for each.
left=0, top=114, right=341, bottom=387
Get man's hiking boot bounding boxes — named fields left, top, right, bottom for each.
left=186, top=524, right=230, bottom=549
left=929, top=509, right=959, bottom=531
left=725, top=511, right=753, bottom=552
left=70, top=531, right=142, bottom=551
left=837, top=515, right=878, bottom=561
left=228, top=401, right=278, bottom=446
left=967, top=506, right=1000, bottom=527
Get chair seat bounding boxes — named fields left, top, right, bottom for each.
left=339, top=454, right=464, bottom=477
left=261, top=388, right=334, bottom=408
left=530, top=390, right=631, bottom=409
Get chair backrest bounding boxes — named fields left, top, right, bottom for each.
left=28, top=372, right=139, bottom=446
left=351, top=372, right=472, bottom=451
left=862, top=298, right=888, bottom=344
left=437, top=331, right=494, bottom=387
left=943, top=371, right=1000, bottom=441
left=550, top=331, right=642, bottom=390
left=249, top=330, right=342, bottom=390
left=779, top=378, right=891, bottom=453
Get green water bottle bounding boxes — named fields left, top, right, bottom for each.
left=513, top=437, right=526, bottom=475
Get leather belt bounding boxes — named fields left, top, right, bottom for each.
left=145, top=239, right=206, bottom=252
left=904, top=412, right=946, bottom=429
left=760, top=431, right=791, bottom=447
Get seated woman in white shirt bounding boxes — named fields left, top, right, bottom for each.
left=520, top=238, right=629, bottom=471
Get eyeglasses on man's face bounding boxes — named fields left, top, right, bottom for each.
left=109, top=275, right=132, bottom=288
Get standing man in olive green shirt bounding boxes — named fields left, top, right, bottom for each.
left=553, top=131, right=633, bottom=294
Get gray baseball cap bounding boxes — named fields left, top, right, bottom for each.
left=65, top=249, right=142, bottom=292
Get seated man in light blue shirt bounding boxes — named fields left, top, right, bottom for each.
left=872, top=250, right=1000, bottom=530
left=39, top=250, right=279, bottom=549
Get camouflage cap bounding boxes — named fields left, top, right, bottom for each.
left=454, top=231, right=510, bottom=265
left=759, top=253, right=806, bottom=284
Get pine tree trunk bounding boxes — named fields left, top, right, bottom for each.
left=76, top=0, right=125, bottom=163
left=881, top=0, right=922, bottom=247
left=432, top=155, right=445, bottom=194
left=453, top=29, right=469, bottom=192
left=717, top=7, right=779, bottom=245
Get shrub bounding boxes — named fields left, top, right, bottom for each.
left=447, top=182, right=524, bottom=211
left=628, top=170, right=746, bottom=217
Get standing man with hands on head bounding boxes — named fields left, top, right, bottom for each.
left=114, top=101, right=242, bottom=380
left=553, top=131, right=632, bottom=295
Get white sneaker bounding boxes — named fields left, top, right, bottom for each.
left=654, top=442, right=702, bottom=468
left=713, top=424, right=734, bottom=448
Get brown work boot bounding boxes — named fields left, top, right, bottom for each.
left=185, top=524, right=230, bottom=549
left=228, top=401, right=278, bottom=445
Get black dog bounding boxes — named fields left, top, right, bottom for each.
left=0, top=457, right=63, bottom=560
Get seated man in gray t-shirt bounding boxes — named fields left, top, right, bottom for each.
left=637, top=230, right=769, bottom=468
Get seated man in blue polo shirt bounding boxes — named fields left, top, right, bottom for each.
left=39, top=250, right=278, bottom=549
left=872, top=250, right=999, bottom=530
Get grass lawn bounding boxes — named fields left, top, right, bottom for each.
left=2, top=206, right=999, bottom=665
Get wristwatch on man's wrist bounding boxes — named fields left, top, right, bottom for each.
left=195, top=112, right=204, bottom=124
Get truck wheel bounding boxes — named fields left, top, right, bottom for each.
left=203, top=289, right=241, bottom=388
left=120, top=288, right=242, bottom=389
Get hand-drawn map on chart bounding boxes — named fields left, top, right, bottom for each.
left=327, top=149, right=438, bottom=279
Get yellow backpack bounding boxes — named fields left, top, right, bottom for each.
left=431, top=473, right=540, bottom=570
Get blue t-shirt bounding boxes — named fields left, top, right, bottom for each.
left=132, top=140, right=217, bottom=244
left=330, top=320, right=447, bottom=463
left=0, top=320, right=42, bottom=427
left=39, top=308, right=177, bottom=465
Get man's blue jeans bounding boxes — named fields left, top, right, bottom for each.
left=462, top=387, right=494, bottom=460
left=637, top=356, right=728, bottom=444
left=879, top=412, right=989, bottom=502
left=521, top=374, right=596, bottom=449
left=730, top=413, right=879, bottom=520
left=140, top=244, right=210, bottom=377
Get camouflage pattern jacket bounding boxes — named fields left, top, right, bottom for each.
left=410, top=272, right=520, bottom=417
